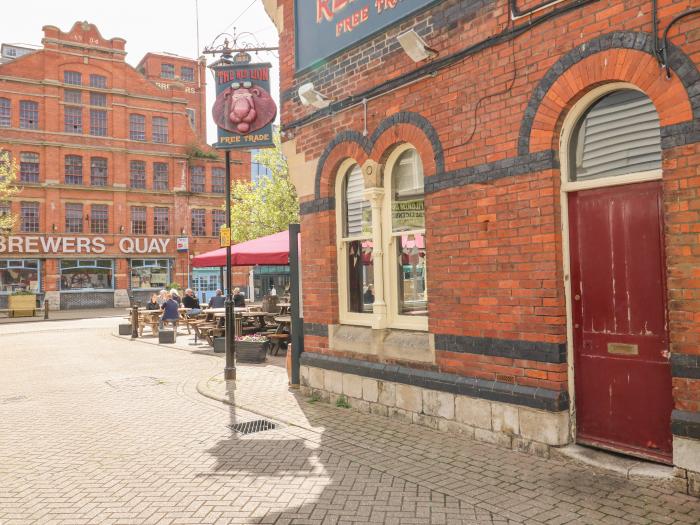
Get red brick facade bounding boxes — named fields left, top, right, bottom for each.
left=0, top=22, right=249, bottom=309
left=269, top=0, right=700, bottom=472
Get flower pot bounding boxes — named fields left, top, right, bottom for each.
left=235, top=340, right=269, bottom=363
left=9, top=294, right=36, bottom=318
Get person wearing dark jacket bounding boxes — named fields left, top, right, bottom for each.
left=160, top=294, right=180, bottom=329
left=183, top=288, right=201, bottom=316
left=145, top=293, right=160, bottom=310
left=233, top=287, right=246, bottom=308
left=208, top=289, right=225, bottom=308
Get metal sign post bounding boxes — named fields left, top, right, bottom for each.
left=223, top=149, right=236, bottom=381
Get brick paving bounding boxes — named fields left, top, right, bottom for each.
left=0, top=320, right=699, bottom=524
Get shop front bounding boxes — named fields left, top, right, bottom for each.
left=129, top=258, right=172, bottom=304
left=0, top=258, right=42, bottom=309
left=59, top=259, right=115, bottom=309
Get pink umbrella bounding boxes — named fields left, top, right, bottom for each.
left=191, top=230, right=296, bottom=267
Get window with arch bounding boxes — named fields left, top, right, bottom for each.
left=338, top=163, right=373, bottom=315
left=335, top=146, right=428, bottom=329
left=387, top=148, right=428, bottom=319
left=569, top=89, right=662, bottom=182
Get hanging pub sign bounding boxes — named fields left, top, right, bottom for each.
left=211, top=56, right=276, bottom=149
left=295, top=0, right=442, bottom=72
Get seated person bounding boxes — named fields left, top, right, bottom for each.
left=145, top=293, right=160, bottom=310
left=170, top=288, right=182, bottom=305
left=160, top=293, right=180, bottom=328
left=208, top=289, right=225, bottom=308
left=233, top=287, right=246, bottom=308
left=182, top=288, right=201, bottom=316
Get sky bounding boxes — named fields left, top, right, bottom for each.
left=0, top=0, right=280, bottom=144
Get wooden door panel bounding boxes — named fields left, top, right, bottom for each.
left=569, top=181, right=673, bottom=462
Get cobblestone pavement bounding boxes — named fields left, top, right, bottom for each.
left=1, top=321, right=699, bottom=524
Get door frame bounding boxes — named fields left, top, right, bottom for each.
left=558, top=82, right=664, bottom=442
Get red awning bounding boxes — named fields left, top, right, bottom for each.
left=191, top=230, right=294, bottom=267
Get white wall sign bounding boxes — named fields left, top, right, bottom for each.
left=0, top=236, right=172, bottom=255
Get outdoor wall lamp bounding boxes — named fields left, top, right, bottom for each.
left=180, top=228, right=186, bottom=235
left=119, top=225, right=125, bottom=233
left=397, top=30, right=437, bottom=62
left=52, top=224, right=57, bottom=232
left=298, top=82, right=331, bottom=109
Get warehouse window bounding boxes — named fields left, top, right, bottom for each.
left=64, top=71, right=82, bottom=85
left=570, top=89, right=662, bottom=182
left=153, top=207, right=169, bottom=235
left=64, top=89, right=82, bottom=104
left=89, top=74, right=107, bottom=88
left=19, top=101, right=38, bottom=129
left=0, top=98, right=10, bottom=127
left=20, top=202, right=39, bottom=233
left=64, top=155, right=83, bottom=185
left=90, top=109, right=107, bottom=136
left=211, top=209, right=226, bottom=236
left=190, top=166, right=205, bottom=192
left=153, top=162, right=169, bottom=191
left=191, top=208, right=206, bottom=236
left=161, top=63, right=175, bottom=79
left=211, top=167, right=225, bottom=193
left=64, top=106, right=82, bottom=133
left=89, top=92, right=106, bottom=107
left=65, top=203, right=83, bottom=233
left=19, top=152, right=39, bottom=183
left=152, top=116, right=168, bottom=143
left=129, top=160, right=146, bottom=189
left=90, top=157, right=108, bottom=186
left=131, top=206, right=147, bottom=235
left=129, top=114, right=146, bottom=141
left=90, top=204, right=108, bottom=234
left=181, top=66, right=194, bottom=82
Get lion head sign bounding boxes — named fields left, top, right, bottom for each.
left=212, top=54, right=277, bottom=149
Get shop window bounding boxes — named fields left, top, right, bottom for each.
left=64, top=106, right=82, bottom=133
left=153, top=207, right=169, bottom=235
left=90, top=157, right=108, bottom=186
left=19, top=100, right=38, bottom=129
left=65, top=155, right=83, bottom=185
left=64, top=89, right=82, bottom=104
left=390, top=148, right=427, bottom=317
left=90, top=204, right=108, bottom=234
left=64, top=71, right=82, bottom=85
left=153, top=162, right=169, bottom=191
left=65, top=203, right=83, bottom=233
left=89, top=74, right=106, bottom=88
left=181, top=66, right=194, bottom=82
left=570, top=89, right=662, bottom=182
left=129, top=114, right=146, bottom=141
left=160, top=63, right=175, bottom=79
left=190, top=166, right=205, bottom=192
left=19, top=152, right=39, bottom=183
left=0, top=98, right=10, bottom=127
left=211, top=167, right=225, bottom=193
left=339, top=164, right=373, bottom=314
left=130, top=259, right=170, bottom=290
left=60, top=259, right=114, bottom=290
left=90, top=109, right=107, bottom=136
left=191, top=208, right=206, bottom=236
left=89, top=92, right=106, bottom=107
left=0, top=259, right=40, bottom=293
left=0, top=201, right=9, bottom=220
left=211, top=209, right=226, bottom=236
left=130, top=160, right=146, bottom=189
left=131, top=206, right=147, bottom=235
left=20, top=202, right=39, bottom=233
left=152, top=116, right=168, bottom=143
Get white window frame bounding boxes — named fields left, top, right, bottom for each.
left=335, top=159, right=374, bottom=326
left=382, top=144, right=428, bottom=331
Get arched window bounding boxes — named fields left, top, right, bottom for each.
left=337, top=163, right=373, bottom=317
left=388, top=148, right=427, bottom=318
left=570, top=89, right=661, bottom=182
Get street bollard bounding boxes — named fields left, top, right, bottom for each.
left=131, top=304, right=139, bottom=339
left=43, top=299, right=49, bottom=320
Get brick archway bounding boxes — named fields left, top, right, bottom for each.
left=518, top=31, right=699, bottom=156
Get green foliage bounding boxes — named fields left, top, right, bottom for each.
left=10, top=290, right=35, bottom=296
left=166, top=282, right=181, bottom=291
left=186, top=144, right=219, bottom=160
left=0, top=151, right=18, bottom=233
left=230, top=134, right=299, bottom=243
left=335, top=395, right=351, bottom=409
left=307, top=391, right=321, bottom=404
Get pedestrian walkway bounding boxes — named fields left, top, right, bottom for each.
left=0, top=307, right=124, bottom=324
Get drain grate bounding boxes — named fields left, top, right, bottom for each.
left=228, top=419, right=277, bottom=435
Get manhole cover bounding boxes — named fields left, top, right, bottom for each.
left=106, top=377, right=162, bottom=389
left=228, top=419, right=277, bottom=435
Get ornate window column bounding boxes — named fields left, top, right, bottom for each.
left=362, top=160, right=387, bottom=329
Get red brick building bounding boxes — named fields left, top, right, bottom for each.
left=265, top=0, right=700, bottom=492
left=0, top=22, right=249, bottom=310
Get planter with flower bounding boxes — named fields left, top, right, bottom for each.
left=235, top=334, right=270, bottom=363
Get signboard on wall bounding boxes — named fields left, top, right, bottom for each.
left=294, top=0, right=442, bottom=71
left=176, top=237, right=189, bottom=252
left=0, top=236, right=172, bottom=255
left=211, top=56, right=277, bottom=149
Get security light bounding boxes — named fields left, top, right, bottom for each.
left=298, top=82, right=331, bottom=109
left=397, top=30, right=437, bottom=62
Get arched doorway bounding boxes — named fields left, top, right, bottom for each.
left=560, top=84, right=673, bottom=463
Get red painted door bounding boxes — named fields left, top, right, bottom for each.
left=569, top=181, right=673, bottom=463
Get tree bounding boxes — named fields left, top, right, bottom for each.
left=229, top=134, right=299, bottom=243
left=0, top=151, right=18, bottom=233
